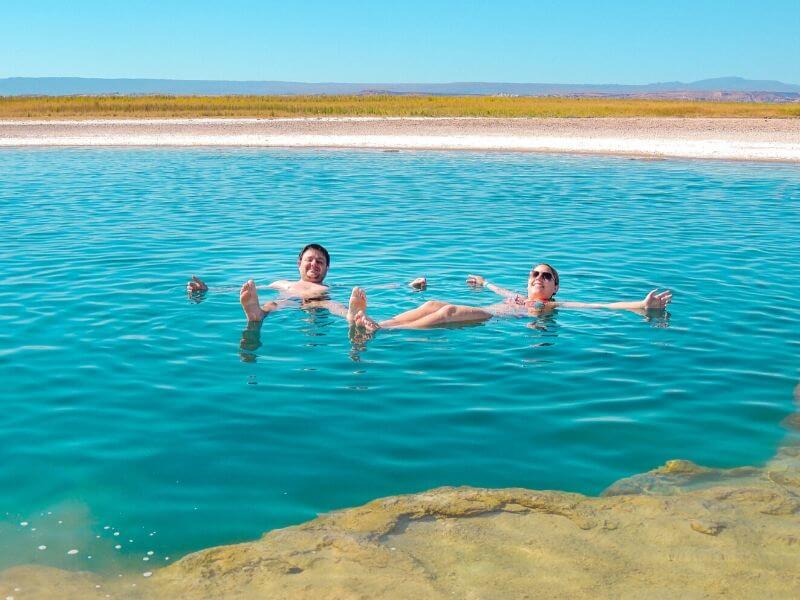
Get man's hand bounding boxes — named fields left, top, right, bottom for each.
left=466, top=274, right=486, bottom=287
left=409, top=277, right=427, bottom=290
left=187, top=275, right=208, bottom=293
left=642, top=289, right=672, bottom=310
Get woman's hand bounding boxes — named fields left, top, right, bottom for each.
left=642, top=289, right=672, bottom=310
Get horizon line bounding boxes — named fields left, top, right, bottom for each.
left=2, top=75, right=799, bottom=87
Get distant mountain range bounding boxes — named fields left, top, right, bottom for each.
left=2, top=76, right=799, bottom=102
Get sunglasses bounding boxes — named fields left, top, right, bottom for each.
left=530, top=270, right=554, bottom=282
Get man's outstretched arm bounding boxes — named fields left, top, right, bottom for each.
left=187, top=275, right=208, bottom=293
left=303, top=299, right=349, bottom=319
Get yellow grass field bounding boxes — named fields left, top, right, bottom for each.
left=1, top=95, right=799, bottom=119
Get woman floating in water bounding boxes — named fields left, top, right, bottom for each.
left=347, top=263, right=672, bottom=331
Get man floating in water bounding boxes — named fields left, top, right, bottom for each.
left=187, top=243, right=426, bottom=322
left=239, top=243, right=334, bottom=321
left=188, top=243, right=339, bottom=321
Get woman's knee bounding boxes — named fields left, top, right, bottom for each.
left=439, top=304, right=490, bottom=323
left=435, top=304, right=459, bottom=319
left=423, top=300, right=447, bottom=310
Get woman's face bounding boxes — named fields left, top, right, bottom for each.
left=527, top=264, right=558, bottom=300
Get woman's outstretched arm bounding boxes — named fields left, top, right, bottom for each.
left=557, top=289, right=672, bottom=312
left=466, top=275, right=520, bottom=300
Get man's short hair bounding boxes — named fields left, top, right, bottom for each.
left=298, top=243, right=330, bottom=266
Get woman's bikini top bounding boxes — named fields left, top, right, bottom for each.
left=505, top=295, right=550, bottom=309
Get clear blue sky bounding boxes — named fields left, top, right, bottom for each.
left=1, top=0, right=798, bottom=84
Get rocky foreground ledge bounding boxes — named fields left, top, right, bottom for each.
left=2, top=441, right=799, bottom=599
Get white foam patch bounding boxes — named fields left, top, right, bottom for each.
left=575, top=416, right=636, bottom=423
left=67, top=549, right=78, bottom=555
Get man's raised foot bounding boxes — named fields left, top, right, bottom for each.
left=240, top=279, right=267, bottom=322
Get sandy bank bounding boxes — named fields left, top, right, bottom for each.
left=2, top=117, right=800, bottom=162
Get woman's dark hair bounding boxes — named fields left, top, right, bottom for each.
left=298, top=243, right=330, bottom=266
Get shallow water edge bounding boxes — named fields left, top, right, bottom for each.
left=3, top=413, right=798, bottom=599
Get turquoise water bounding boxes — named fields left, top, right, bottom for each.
left=1, top=148, right=799, bottom=574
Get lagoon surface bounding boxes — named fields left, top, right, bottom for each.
left=1, top=148, right=798, bottom=575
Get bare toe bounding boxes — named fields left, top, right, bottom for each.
left=240, top=280, right=265, bottom=321
left=347, top=287, right=368, bottom=323
left=355, top=312, right=380, bottom=332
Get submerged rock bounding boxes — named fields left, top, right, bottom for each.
left=2, top=449, right=799, bottom=599
left=689, top=520, right=725, bottom=535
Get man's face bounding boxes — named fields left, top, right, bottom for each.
left=297, top=248, right=328, bottom=283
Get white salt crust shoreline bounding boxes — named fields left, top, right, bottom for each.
left=2, top=134, right=798, bottom=162
left=2, top=117, right=800, bottom=162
